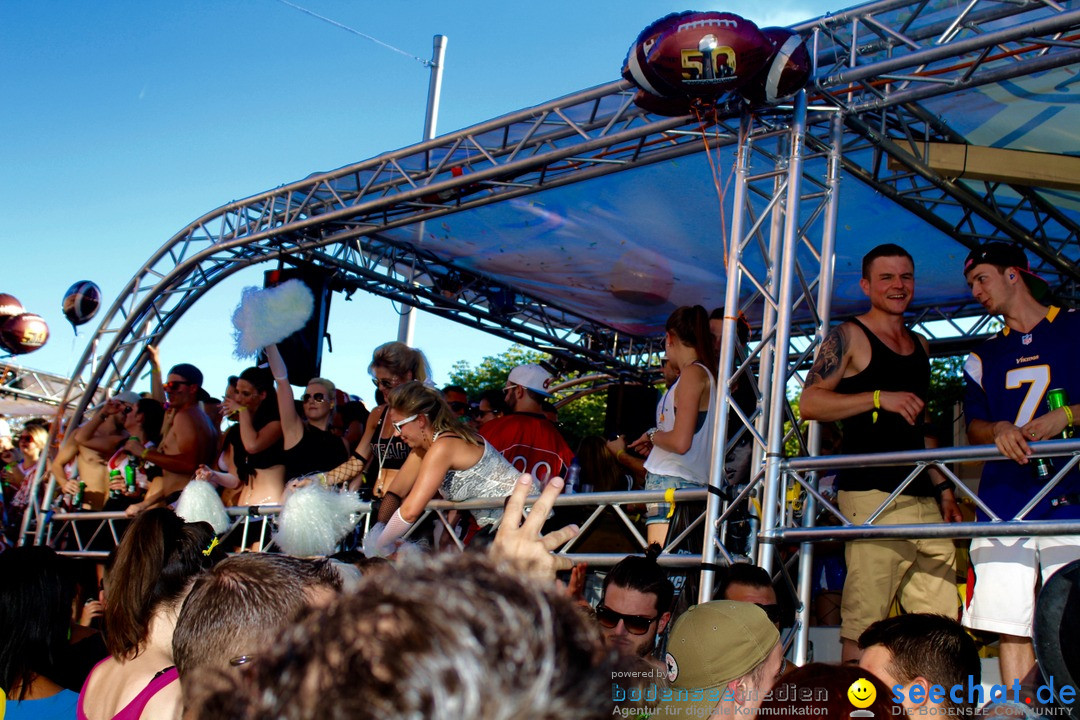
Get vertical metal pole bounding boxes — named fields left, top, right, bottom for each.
left=397, top=34, right=447, bottom=345
left=792, top=111, right=843, bottom=664
left=751, top=131, right=790, bottom=565
left=700, top=110, right=752, bottom=603
left=758, top=90, right=808, bottom=574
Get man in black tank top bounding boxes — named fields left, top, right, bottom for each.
left=799, top=244, right=960, bottom=664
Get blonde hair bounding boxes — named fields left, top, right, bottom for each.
left=307, top=377, right=337, bottom=408
left=21, top=423, right=49, bottom=451
left=369, top=342, right=432, bottom=385
left=388, top=382, right=481, bottom=447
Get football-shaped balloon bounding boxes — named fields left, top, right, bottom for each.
left=0, top=293, right=24, bottom=321
left=0, top=313, right=49, bottom=355
left=632, top=89, right=694, bottom=117
left=623, top=11, right=771, bottom=100
left=62, top=280, right=102, bottom=327
left=740, top=27, right=811, bottom=105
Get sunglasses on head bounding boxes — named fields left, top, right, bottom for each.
left=392, top=414, right=419, bottom=433
left=301, top=392, right=328, bottom=403
left=595, top=604, right=659, bottom=635
left=372, top=376, right=402, bottom=390
left=163, top=380, right=192, bottom=391
left=756, top=603, right=783, bottom=625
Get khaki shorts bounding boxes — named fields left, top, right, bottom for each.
left=838, top=489, right=958, bottom=642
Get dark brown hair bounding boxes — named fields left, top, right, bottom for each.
left=103, top=508, right=223, bottom=659
left=666, top=305, right=718, bottom=370
left=858, top=613, right=981, bottom=710
left=575, top=435, right=625, bottom=494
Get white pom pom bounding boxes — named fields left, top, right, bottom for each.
left=273, top=484, right=362, bottom=557
left=174, top=480, right=231, bottom=535
left=231, top=279, right=315, bottom=359
left=362, top=521, right=387, bottom=558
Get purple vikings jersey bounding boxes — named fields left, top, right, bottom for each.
left=964, top=307, right=1080, bottom=520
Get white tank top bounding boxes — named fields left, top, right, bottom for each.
left=644, top=362, right=716, bottom=486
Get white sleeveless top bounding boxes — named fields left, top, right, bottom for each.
left=643, top=362, right=716, bottom=486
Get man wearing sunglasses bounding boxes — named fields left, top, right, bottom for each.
left=478, top=363, right=574, bottom=486
left=124, top=363, right=217, bottom=516
left=596, top=550, right=674, bottom=660
left=441, top=385, right=471, bottom=421
left=719, top=562, right=783, bottom=629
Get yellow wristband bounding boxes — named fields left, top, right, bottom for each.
left=872, top=390, right=881, bottom=424
left=1064, top=405, right=1074, bottom=427
left=140, top=448, right=150, bottom=460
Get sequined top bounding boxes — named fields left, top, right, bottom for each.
left=440, top=439, right=537, bottom=527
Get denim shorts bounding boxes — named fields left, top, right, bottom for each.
left=644, top=472, right=698, bottom=524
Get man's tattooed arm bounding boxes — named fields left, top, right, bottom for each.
left=805, top=326, right=846, bottom=387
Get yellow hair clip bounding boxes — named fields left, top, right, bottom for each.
left=202, top=536, right=220, bottom=557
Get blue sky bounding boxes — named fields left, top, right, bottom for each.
left=0, top=0, right=838, bottom=407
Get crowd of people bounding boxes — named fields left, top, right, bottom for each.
left=2, top=240, right=1079, bottom=718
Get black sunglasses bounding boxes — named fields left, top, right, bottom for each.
left=301, top=393, right=328, bottom=403
left=163, top=380, right=192, bottom=391
left=448, top=401, right=470, bottom=412
left=595, top=604, right=660, bottom=635
left=756, top=603, right=783, bottom=625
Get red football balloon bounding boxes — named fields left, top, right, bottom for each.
left=0, top=293, right=24, bottom=321
left=741, top=27, right=812, bottom=106
left=0, top=312, right=50, bottom=355
left=631, top=89, right=694, bottom=117
left=623, top=11, right=772, bottom=100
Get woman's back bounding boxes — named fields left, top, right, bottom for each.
left=78, top=650, right=180, bottom=720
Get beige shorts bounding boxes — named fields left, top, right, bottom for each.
left=838, top=489, right=959, bottom=642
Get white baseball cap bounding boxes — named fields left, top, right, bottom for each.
left=506, top=364, right=554, bottom=398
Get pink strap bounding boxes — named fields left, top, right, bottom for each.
left=77, top=664, right=178, bottom=720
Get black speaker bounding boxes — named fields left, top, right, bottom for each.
left=261, top=267, right=332, bottom=386
left=604, top=383, right=658, bottom=442
left=1035, top=558, right=1080, bottom=718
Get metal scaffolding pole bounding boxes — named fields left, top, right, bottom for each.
left=792, top=111, right=844, bottom=664
left=759, top=91, right=809, bottom=574
left=700, top=112, right=753, bottom=602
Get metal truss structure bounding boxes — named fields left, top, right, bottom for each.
left=0, top=363, right=97, bottom=413
left=23, top=0, right=1080, bottom=661
left=50, top=0, right=1079, bottom=423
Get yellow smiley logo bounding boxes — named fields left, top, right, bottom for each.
left=848, top=677, right=877, bottom=709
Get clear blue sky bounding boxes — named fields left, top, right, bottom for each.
left=1, top=0, right=837, bottom=407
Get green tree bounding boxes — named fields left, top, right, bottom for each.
left=449, top=345, right=608, bottom=450
left=447, top=346, right=545, bottom=397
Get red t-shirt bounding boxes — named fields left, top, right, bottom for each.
left=478, top=413, right=574, bottom=485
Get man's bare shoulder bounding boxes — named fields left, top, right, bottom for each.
left=169, top=406, right=213, bottom=435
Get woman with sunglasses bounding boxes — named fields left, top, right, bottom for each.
left=316, top=343, right=431, bottom=517
left=218, top=366, right=285, bottom=508
left=368, top=381, right=539, bottom=555
left=1, top=422, right=49, bottom=541
left=261, top=344, right=349, bottom=481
